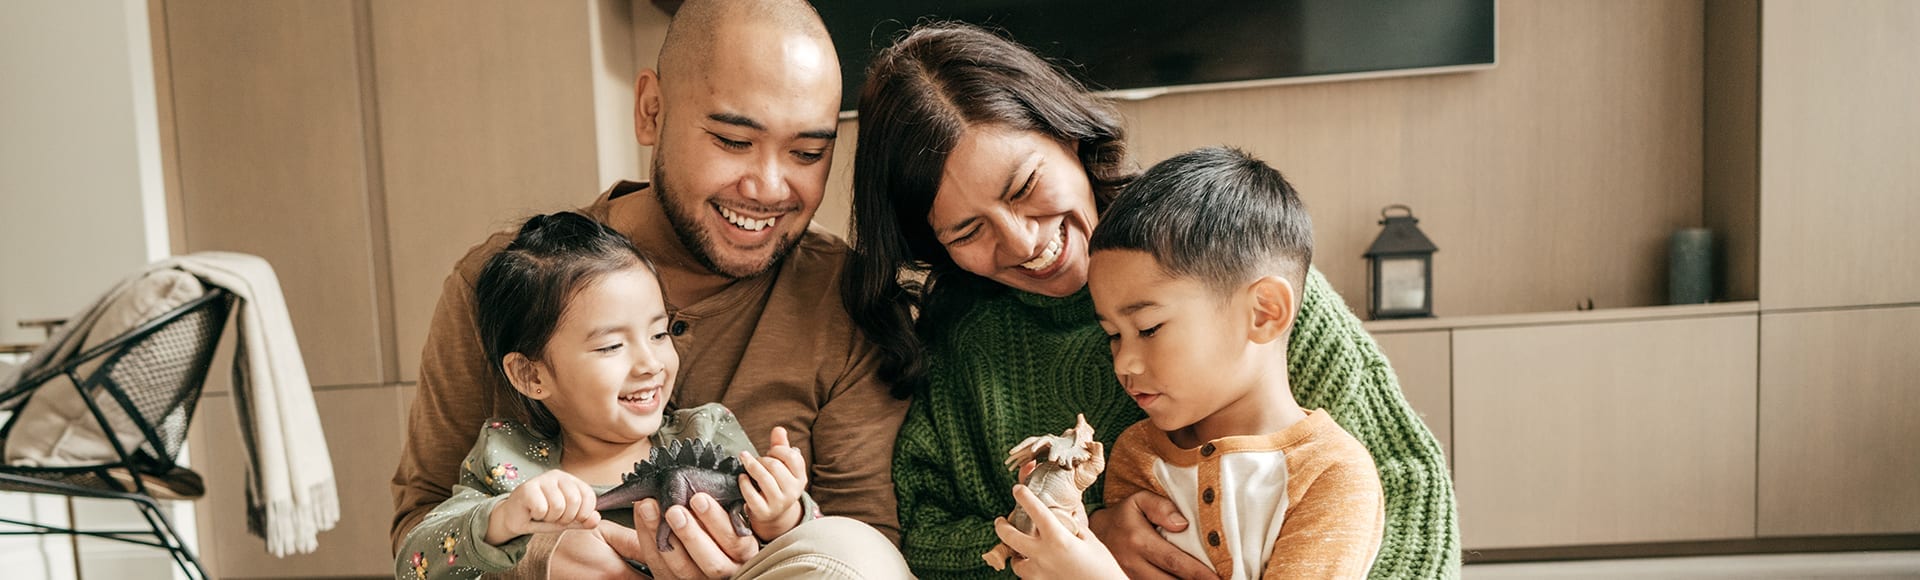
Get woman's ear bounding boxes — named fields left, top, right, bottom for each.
left=1247, top=275, right=1299, bottom=345
left=634, top=68, right=664, bottom=147
left=502, top=353, right=551, bottom=400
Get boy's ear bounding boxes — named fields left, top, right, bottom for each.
left=634, top=68, right=663, bottom=147
left=502, top=353, right=552, bottom=401
left=1247, top=275, right=1298, bottom=345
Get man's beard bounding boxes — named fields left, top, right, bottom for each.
left=652, top=154, right=801, bottom=279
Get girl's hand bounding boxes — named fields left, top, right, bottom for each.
left=741, top=426, right=808, bottom=541
left=485, top=470, right=602, bottom=545
left=994, top=484, right=1127, bottom=580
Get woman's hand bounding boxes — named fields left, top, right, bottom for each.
left=742, top=426, right=809, bottom=541
left=1087, top=490, right=1221, bottom=580
left=993, top=484, right=1126, bottom=579
left=629, top=495, right=762, bottom=579
left=485, top=470, right=602, bottom=545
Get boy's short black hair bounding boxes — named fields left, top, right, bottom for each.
left=1089, top=146, right=1313, bottom=295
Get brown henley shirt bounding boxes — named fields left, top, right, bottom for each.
left=390, top=181, right=907, bottom=554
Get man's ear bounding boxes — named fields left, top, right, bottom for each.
left=634, top=68, right=664, bottom=147
left=1247, top=275, right=1299, bottom=345
left=502, top=352, right=551, bottom=400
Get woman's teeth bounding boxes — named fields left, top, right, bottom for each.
left=719, top=206, right=777, bottom=232
left=1020, top=229, right=1065, bottom=271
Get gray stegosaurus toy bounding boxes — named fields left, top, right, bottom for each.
left=595, top=438, right=751, bottom=551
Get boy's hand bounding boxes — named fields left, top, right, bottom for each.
left=741, top=426, right=808, bottom=540
left=993, top=484, right=1127, bottom=580
left=485, top=470, right=601, bottom=545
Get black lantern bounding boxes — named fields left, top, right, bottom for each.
left=1364, top=204, right=1438, bottom=319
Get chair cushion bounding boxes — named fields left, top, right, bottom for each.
left=4, top=270, right=205, bottom=467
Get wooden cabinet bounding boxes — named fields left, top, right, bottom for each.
left=1451, top=314, right=1758, bottom=549
left=1372, top=331, right=1452, bottom=460
left=1758, top=307, right=1920, bottom=536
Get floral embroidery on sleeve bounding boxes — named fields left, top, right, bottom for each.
left=487, top=463, right=520, bottom=486
left=408, top=551, right=428, bottom=579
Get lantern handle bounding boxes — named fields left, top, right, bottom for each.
left=1381, top=204, right=1415, bottom=220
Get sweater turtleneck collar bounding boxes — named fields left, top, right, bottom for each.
left=1011, top=286, right=1096, bottom=327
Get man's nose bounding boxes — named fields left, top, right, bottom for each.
left=737, top=152, right=790, bottom=205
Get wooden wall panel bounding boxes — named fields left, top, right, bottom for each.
left=1372, top=331, right=1452, bottom=460
left=1758, top=0, right=1920, bottom=309
left=1758, top=307, right=1920, bottom=536
left=164, top=0, right=384, bottom=387
left=1453, top=314, right=1757, bottom=549
left=188, top=387, right=406, bottom=577
left=1112, top=0, right=1705, bottom=318
left=375, top=1, right=607, bottom=382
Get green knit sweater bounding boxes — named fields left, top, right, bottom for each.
left=891, top=268, right=1461, bottom=579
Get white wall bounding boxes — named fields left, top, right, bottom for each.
left=0, top=0, right=170, bottom=344
left=0, top=1, right=184, bottom=578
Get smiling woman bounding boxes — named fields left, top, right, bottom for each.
left=841, top=22, right=1461, bottom=580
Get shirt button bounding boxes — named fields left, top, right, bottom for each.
left=1200, top=443, right=1216, bottom=457
left=1208, top=531, right=1221, bottom=546
left=1203, top=488, right=1215, bottom=504
left=671, top=320, right=689, bottom=336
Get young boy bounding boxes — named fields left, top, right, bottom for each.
left=993, top=147, right=1384, bottom=579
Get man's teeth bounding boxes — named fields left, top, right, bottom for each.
left=1020, top=231, right=1064, bottom=271
left=719, top=206, right=777, bottom=232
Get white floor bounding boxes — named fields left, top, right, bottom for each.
left=1465, top=550, right=1920, bottom=579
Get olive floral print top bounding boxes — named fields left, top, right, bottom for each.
left=393, top=403, right=818, bottom=579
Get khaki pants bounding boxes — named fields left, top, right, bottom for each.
left=496, top=516, right=912, bottom=579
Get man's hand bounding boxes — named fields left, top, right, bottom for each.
left=1087, top=490, right=1221, bottom=580
left=628, top=495, right=761, bottom=579
left=993, top=485, right=1126, bottom=580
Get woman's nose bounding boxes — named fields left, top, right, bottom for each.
left=992, top=214, right=1041, bottom=263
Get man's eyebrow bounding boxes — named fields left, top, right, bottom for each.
left=708, top=112, right=764, bottom=131
left=707, top=113, right=837, bottom=141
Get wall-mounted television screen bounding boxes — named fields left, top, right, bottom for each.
left=815, top=0, right=1498, bottom=112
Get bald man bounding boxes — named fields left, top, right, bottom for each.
left=390, top=1, right=910, bottom=578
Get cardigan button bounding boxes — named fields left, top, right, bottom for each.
left=1207, top=530, right=1221, bottom=546
left=1200, top=443, right=1216, bottom=457
left=1203, top=488, right=1215, bottom=504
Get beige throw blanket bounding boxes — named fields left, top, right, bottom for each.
left=161, top=252, right=339, bottom=557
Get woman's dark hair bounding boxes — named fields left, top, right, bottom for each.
left=840, top=22, right=1138, bottom=399
left=474, top=211, right=659, bottom=437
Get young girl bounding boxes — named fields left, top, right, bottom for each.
left=396, top=212, right=816, bottom=580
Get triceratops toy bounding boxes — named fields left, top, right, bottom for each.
left=983, top=413, right=1106, bottom=570
left=595, top=438, right=751, bottom=551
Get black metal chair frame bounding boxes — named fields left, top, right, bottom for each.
left=0, top=286, right=233, bottom=580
